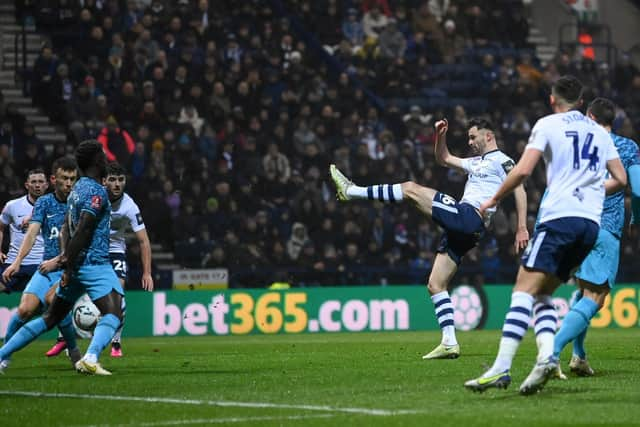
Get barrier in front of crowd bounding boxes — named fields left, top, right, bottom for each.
left=1, top=284, right=639, bottom=338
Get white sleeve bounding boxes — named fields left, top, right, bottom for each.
left=605, top=135, right=620, bottom=161
left=459, top=158, right=473, bottom=174
left=526, top=119, right=548, bottom=152
left=0, top=202, right=12, bottom=225
left=126, top=202, right=146, bottom=233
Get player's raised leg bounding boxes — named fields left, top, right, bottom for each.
left=422, top=253, right=459, bottom=359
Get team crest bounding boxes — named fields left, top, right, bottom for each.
left=91, top=195, right=102, bottom=209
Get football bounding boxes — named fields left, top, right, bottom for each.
left=451, top=285, right=484, bottom=331
left=72, top=297, right=101, bottom=332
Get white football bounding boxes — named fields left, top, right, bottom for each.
left=72, top=296, right=101, bottom=332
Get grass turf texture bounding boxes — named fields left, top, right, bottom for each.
left=0, top=329, right=639, bottom=427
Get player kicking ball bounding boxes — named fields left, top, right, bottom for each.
left=330, top=117, right=528, bottom=360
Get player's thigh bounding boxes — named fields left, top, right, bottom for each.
left=401, top=182, right=437, bottom=215
left=42, top=294, right=74, bottom=328
left=427, top=252, right=458, bottom=292
left=574, top=229, right=619, bottom=288
left=514, top=266, right=561, bottom=295
left=24, top=270, right=61, bottom=307
left=77, top=264, right=124, bottom=302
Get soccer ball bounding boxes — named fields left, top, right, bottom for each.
left=72, top=296, right=101, bottom=332
left=451, top=285, right=484, bottom=331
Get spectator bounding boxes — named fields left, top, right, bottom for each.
left=97, top=116, right=135, bottom=165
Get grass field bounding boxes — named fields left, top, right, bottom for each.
left=1, top=329, right=639, bottom=427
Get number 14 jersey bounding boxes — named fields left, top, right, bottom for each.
left=526, top=110, right=619, bottom=225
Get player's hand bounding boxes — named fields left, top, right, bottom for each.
left=60, top=270, right=71, bottom=287
left=434, top=118, right=448, bottom=136
left=514, top=226, right=529, bottom=253
left=141, top=273, right=154, bottom=291
left=39, top=257, right=60, bottom=274
left=2, top=262, right=18, bottom=283
left=0, top=252, right=7, bottom=264
left=479, top=197, right=497, bottom=216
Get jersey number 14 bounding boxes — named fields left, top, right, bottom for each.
left=567, top=131, right=599, bottom=170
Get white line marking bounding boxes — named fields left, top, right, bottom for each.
left=0, top=391, right=422, bottom=416
left=83, top=414, right=335, bottom=427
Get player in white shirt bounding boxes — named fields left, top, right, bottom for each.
left=46, top=162, right=153, bottom=358
left=464, top=75, right=627, bottom=395
left=330, top=117, right=529, bottom=359
left=0, top=169, right=48, bottom=294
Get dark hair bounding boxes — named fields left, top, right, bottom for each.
left=552, top=75, right=584, bottom=106
left=75, top=139, right=104, bottom=172
left=106, top=161, right=126, bottom=177
left=587, top=97, right=616, bottom=127
left=51, top=156, right=78, bottom=175
left=26, top=168, right=45, bottom=180
left=468, top=117, right=494, bottom=132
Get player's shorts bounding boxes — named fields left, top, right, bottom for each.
left=109, top=253, right=128, bottom=280
left=56, top=264, right=124, bottom=303
left=431, top=192, right=485, bottom=265
left=574, top=228, right=620, bottom=288
left=24, top=270, right=62, bottom=306
left=0, top=263, right=38, bottom=293
left=521, top=217, right=599, bottom=282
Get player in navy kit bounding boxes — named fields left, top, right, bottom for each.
left=553, top=97, right=640, bottom=376
left=465, top=76, right=627, bottom=394
left=330, top=117, right=529, bottom=359
left=0, top=169, right=48, bottom=293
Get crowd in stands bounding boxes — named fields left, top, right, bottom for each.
left=1, top=0, right=639, bottom=288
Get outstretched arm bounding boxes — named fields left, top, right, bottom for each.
left=434, top=119, right=465, bottom=172
left=480, top=148, right=542, bottom=214
left=513, top=184, right=529, bottom=252
left=2, top=222, right=41, bottom=281
left=135, top=228, right=154, bottom=291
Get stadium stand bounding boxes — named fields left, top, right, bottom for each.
left=1, top=0, right=639, bottom=288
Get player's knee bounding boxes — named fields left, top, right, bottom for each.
left=427, top=281, right=444, bottom=295
left=17, top=304, right=37, bottom=320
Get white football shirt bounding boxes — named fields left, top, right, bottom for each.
left=0, top=195, right=44, bottom=265
left=109, top=193, right=145, bottom=254
left=526, top=110, right=619, bottom=225
left=460, top=150, right=515, bottom=222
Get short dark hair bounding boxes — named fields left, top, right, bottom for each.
left=587, top=97, right=616, bottom=127
left=552, top=75, right=584, bottom=106
left=106, top=162, right=126, bottom=177
left=50, top=156, right=78, bottom=175
left=75, top=139, right=104, bottom=172
left=468, top=117, right=494, bottom=132
left=26, top=168, right=45, bottom=180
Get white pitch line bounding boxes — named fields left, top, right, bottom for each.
left=0, top=390, right=423, bottom=416
left=83, top=414, right=336, bottom=427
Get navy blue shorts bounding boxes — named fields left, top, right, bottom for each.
left=521, top=217, right=599, bottom=282
left=110, top=253, right=128, bottom=280
left=0, top=263, right=38, bottom=293
left=432, top=192, right=485, bottom=264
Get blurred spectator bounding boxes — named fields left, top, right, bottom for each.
left=97, top=116, right=135, bottom=164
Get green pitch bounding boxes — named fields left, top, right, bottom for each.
left=1, top=329, right=639, bottom=426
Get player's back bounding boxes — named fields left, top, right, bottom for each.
left=0, top=195, right=44, bottom=264
left=600, top=133, right=640, bottom=237
left=530, top=110, right=618, bottom=225
left=67, top=177, right=111, bottom=266
left=31, top=193, right=67, bottom=260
